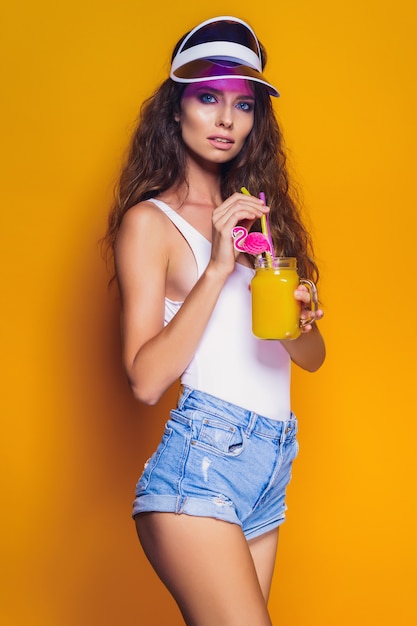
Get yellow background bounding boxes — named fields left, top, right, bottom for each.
left=1, top=1, right=416, bottom=624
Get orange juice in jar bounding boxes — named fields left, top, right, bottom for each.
left=251, top=257, right=317, bottom=340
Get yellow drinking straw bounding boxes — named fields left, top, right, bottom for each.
left=241, top=187, right=273, bottom=267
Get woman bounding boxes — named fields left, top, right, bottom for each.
left=105, top=16, right=325, bottom=626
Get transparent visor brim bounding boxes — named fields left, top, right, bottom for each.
left=171, top=59, right=280, bottom=97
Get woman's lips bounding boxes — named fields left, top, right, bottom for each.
left=207, top=136, right=235, bottom=149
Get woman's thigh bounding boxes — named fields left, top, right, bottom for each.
left=136, top=512, right=273, bottom=626
left=248, top=527, right=279, bottom=602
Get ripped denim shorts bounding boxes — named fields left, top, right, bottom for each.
left=132, top=386, right=299, bottom=540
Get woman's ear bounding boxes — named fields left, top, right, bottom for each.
left=174, top=104, right=181, bottom=123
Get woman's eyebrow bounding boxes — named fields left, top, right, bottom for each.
left=193, top=85, right=255, bottom=99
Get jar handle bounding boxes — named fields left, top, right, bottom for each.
left=299, top=279, right=318, bottom=328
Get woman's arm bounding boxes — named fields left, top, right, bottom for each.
left=280, top=285, right=326, bottom=371
left=281, top=325, right=326, bottom=372
left=115, top=194, right=268, bottom=405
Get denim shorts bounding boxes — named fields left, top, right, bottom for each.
left=132, top=386, right=299, bottom=540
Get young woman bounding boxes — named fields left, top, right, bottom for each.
left=105, top=16, right=325, bottom=626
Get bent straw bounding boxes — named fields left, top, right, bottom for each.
left=259, top=192, right=273, bottom=267
left=259, top=192, right=273, bottom=249
left=241, top=187, right=274, bottom=267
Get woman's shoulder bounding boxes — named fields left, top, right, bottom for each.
left=121, top=199, right=166, bottom=226
left=119, top=199, right=175, bottom=242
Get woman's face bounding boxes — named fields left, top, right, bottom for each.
left=177, top=78, right=255, bottom=165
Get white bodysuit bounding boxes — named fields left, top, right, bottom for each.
left=150, top=198, right=291, bottom=422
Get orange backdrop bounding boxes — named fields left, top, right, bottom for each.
left=1, top=1, right=416, bottom=624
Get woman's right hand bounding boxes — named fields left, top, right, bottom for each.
left=210, top=192, right=269, bottom=276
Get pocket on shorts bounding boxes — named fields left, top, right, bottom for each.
left=290, top=438, right=300, bottom=460
left=192, top=415, right=245, bottom=457
left=281, top=437, right=299, bottom=469
left=284, top=426, right=299, bottom=457
left=135, top=422, right=173, bottom=492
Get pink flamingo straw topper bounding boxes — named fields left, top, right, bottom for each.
left=232, top=188, right=274, bottom=257
left=232, top=227, right=272, bottom=255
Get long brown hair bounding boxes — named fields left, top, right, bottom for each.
left=103, top=42, right=318, bottom=283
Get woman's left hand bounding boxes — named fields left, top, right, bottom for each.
left=294, top=284, right=324, bottom=333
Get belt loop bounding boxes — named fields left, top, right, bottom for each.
left=177, top=385, right=193, bottom=409
left=245, top=412, right=258, bottom=437
left=282, top=415, right=297, bottom=442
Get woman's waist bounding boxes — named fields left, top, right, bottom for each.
left=179, top=369, right=291, bottom=422
left=176, top=385, right=296, bottom=435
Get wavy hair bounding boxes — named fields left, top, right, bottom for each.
left=103, top=41, right=318, bottom=283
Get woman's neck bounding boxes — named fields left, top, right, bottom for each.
left=161, top=162, right=223, bottom=211
left=184, top=153, right=223, bottom=208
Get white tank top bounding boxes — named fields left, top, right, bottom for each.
left=150, top=198, right=291, bottom=421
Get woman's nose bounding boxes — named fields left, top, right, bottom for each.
left=215, top=107, right=233, bottom=128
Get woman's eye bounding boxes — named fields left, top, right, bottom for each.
left=200, top=93, right=217, bottom=103
left=237, top=101, right=253, bottom=112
